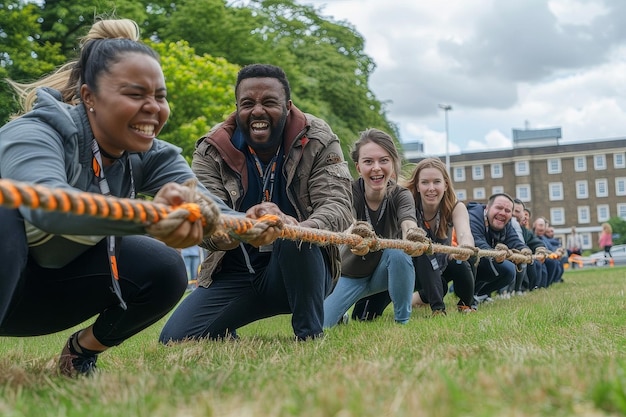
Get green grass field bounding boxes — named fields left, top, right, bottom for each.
left=1, top=266, right=625, bottom=417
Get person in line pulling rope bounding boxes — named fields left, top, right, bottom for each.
left=159, top=64, right=353, bottom=342
left=322, top=128, right=420, bottom=327
left=0, top=18, right=273, bottom=377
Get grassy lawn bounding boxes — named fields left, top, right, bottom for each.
left=1, top=266, right=625, bottom=417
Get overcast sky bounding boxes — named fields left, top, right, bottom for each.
left=294, top=0, right=626, bottom=156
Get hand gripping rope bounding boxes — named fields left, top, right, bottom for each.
left=0, top=178, right=554, bottom=266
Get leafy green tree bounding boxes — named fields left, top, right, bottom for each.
left=36, top=0, right=149, bottom=55
left=0, top=0, right=65, bottom=121
left=0, top=0, right=400, bottom=169
left=149, top=40, right=239, bottom=160
left=151, top=0, right=398, bottom=171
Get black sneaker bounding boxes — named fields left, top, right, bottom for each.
left=58, top=331, right=99, bottom=377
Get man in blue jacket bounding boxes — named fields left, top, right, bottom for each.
left=467, top=193, right=529, bottom=301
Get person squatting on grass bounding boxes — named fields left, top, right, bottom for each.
left=159, top=64, right=353, bottom=342
left=512, top=199, right=549, bottom=290
left=322, top=128, right=419, bottom=328
left=467, top=193, right=530, bottom=302
left=532, top=217, right=565, bottom=286
left=0, top=18, right=257, bottom=377
left=350, top=157, right=477, bottom=319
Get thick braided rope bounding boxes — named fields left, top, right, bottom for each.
left=0, top=178, right=553, bottom=264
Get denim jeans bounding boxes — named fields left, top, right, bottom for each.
left=323, top=248, right=414, bottom=327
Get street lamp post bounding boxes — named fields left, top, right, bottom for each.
left=438, top=104, right=453, bottom=173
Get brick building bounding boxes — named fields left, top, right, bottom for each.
left=406, top=135, right=626, bottom=251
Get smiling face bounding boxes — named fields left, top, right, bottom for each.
left=81, top=52, right=169, bottom=157
left=513, top=202, right=525, bottom=224
left=486, top=195, right=513, bottom=231
left=533, top=218, right=547, bottom=236
left=417, top=167, right=448, bottom=210
left=356, top=141, right=394, bottom=195
left=235, top=77, right=290, bottom=155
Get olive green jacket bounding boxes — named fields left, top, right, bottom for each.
left=192, top=104, right=353, bottom=286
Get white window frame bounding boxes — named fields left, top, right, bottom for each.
left=596, top=179, right=609, bottom=198
left=472, top=165, right=484, bottom=180
left=581, top=233, right=592, bottom=249
left=597, top=204, right=610, bottom=222
left=456, top=189, right=467, bottom=201
left=453, top=167, right=465, bottom=182
left=575, top=180, right=588, bottom=199
left=614, top=153, right=625, bottom=169
left=491, top=163, right=503, bottom=178
left=516, top=184, right=531, bottom=202
left=549, top=182, right=563, bottom=201
left=618, top=203, right=626, bottom=220
left=550, top=207, right=565, bottom=225
left=577, top=206, right=590, bottom=224
left=574, top=156, right=587, bottom=172
left=547, top=158, right=561, bottom=174
left=492, top=185, right=504, bottom=195
left=515, top=161, right=529, bottom=176
left=615, top=177, right=626, bottom=196
left=473, top=187, right=486, bottom=200
left=594, top=154, right=607, bottom=170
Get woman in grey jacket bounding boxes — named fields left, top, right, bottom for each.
left=0, top=18, right=248, bottom=377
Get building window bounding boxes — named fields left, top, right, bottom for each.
left=575, top=180, right=588, bottom=199
left=616, top=177, right=626, bottom=196
left=577, top=206, right=590, bottom=224
left=618, top=204, right=626, bottom=219
left=472, top=165, right=484, bottom=180
left=574, top=156, right=587, bottom=172
left=547, top=158, right=561, bottom=174
left=473, top=187, right=486, bottom=200
left=614, top=153, right=625, bottom=169
left=596, top=179, right=608, bottom=197
left=515, top=161, right=529, bottom=176
left=594, top=154, right=606, bottom=170
left=516, top=184, right=531, bottom=202
left=453, top=167, right=465, bottom=182
left=581, top=233, right=592, bottom=249
left=550, top=207, right=565, bottom=225
left=456, top=189, right=467, bottom=201
left=492, top=186, right=504, bottom=195
left=597, top=204, right=610, bottom=222
left=549, top=182, right=563, bottom=201
left=491, top=163, right=503, bottom=178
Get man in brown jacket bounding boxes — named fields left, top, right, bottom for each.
left=160, top=64, right=353, bottom=342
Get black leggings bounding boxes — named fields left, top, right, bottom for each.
left=0, top=208, right=187, bottom=346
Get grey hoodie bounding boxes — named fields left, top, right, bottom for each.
left=0, top=88, right=234, bottom=267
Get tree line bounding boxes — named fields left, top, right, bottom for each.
left=0, top=0, right=399, bottom=168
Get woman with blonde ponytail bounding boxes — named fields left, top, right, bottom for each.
left=0, top=17, right=243, bottom=377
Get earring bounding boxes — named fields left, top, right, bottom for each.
left=89, top=107, right=94, bottom=113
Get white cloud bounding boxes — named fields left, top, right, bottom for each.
left=296, top=0, right=626, bottom=154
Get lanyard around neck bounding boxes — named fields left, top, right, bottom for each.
left=360, top=179, right=387, bottom=228
left=91, top=139, right=135, bottom=310
left=248, top=145, right=280, bottom=203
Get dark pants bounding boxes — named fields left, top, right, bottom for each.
left=351, top=257, right=476, bottom=319
left=0, top=208, right=188, bottom=347
left=545, top=258, right=564, bottom=286
left=474, top=258, right=515, bottom=297
left=159, top=239, right=332, bottom=342
left=527, top=261, right=547, bottom=289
